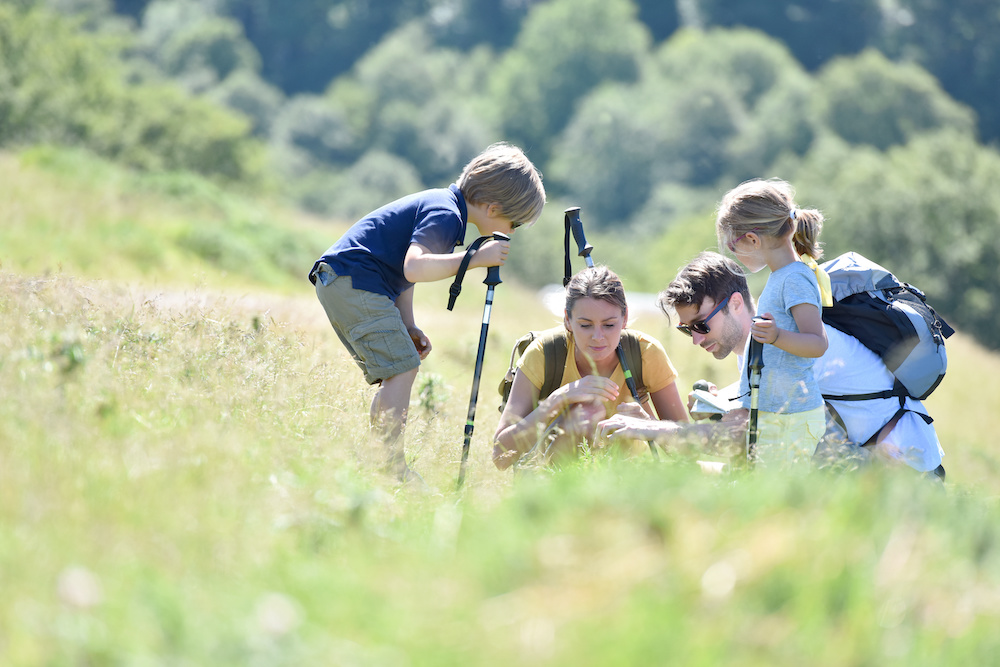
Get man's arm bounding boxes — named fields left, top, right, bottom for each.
left=598, top=410, right=748, bottom=458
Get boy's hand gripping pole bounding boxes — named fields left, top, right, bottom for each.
left=457, top=232, right=510, bottom=489
left=565, top=207, right=659, bottom=459
left=746, top=337, right=765, bottom=467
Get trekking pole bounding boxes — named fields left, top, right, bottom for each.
left=457, top=232, right=510, bottom=490
left=745, top=332, right=765, bottom=467
left=566, top=207, right=659, bottom=459
left=565, top=207, right=593, bottom=280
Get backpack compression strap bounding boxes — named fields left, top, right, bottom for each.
left=822, top=379, right=909, bottom=402
left=447, top=235, right=491, bottom=310
left=618, top=330, right=647, bottom=403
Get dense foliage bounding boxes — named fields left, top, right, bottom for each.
left=2, top=0, right=999, bottom=348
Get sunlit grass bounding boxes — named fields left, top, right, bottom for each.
left=2, top=272, right=999, bottom=665
left=2, top=146, right=999, bottom=664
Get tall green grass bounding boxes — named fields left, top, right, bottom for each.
left=2, top=271, right=999, bottom=665
left=1, top=146, right=999, bottom=664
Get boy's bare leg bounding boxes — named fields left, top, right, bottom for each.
left=370, top=368, right=419, bottom=478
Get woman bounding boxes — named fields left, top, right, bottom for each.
left=493, top=265, right=688, bottom=469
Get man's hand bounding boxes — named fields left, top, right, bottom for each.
left=597, top=413, right=680, bottom=443
left=615, top=402, right=650, bottom=419
left=687, top=379, right=719, bottom=413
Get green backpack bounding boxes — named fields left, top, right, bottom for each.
left=497, top=326, right=646, bottom=413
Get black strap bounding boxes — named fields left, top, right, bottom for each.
left=863, top=407, right=933, bottom=446
left=563, top=213, right=573, bottom=287
left=822, top=379, right=909, bottom=402
left=447, top=236, right=491, bottom=311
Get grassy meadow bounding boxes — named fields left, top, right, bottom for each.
left=2, top=150, right=1000, bottom=664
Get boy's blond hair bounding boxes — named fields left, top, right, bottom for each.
left=457, top=142, right=546, bottom=228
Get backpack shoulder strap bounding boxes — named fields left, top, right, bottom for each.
left=538, top=329, right=569, bottom=402
left=619, top=330, right=647, bottom=401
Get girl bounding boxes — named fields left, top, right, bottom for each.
left=493, top=265, right=688, bottom=469
left=717, top=178, right=831, bottom=468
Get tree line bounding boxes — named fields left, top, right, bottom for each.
left=2, top=0, right=999, bottom=350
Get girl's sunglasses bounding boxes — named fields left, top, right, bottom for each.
left=676, top=295, right=731, bottom=337
left=726, top=228, right=762, bottom=252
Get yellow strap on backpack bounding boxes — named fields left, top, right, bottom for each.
left=800, top=254, right=833, bottom=308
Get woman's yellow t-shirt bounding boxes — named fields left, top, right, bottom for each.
left=516, top=328, right=678, bottom=418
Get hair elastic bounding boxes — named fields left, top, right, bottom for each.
left=789, top=208, right=798, bottom=220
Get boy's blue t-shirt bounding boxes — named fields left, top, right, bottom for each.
left=315, top=184, right=468, bottom=300
left=738, top=261, right=823, bottom=414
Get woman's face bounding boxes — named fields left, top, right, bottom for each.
left=565, top=297, right=626, bottom=365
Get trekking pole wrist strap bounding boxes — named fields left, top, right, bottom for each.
left=563, top=213, right=572, bottom=286
left=447, top=236, right=490, bottom=311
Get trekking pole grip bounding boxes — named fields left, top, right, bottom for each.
left=484, top=232, right=509, bottom=287
left=565, top=207, right=593, bottom=261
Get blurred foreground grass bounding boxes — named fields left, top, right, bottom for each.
left=1, top=273, right=998, bottom=666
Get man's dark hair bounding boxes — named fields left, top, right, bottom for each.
left=657, top=251, right=753, bottom=323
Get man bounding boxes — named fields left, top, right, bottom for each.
left=599, top=252, right=945, bottom=478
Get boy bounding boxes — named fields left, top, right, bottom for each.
left=309, top=142, right=546, bottom=481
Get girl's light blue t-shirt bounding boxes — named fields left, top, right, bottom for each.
left=738, top=261, right=823, bottom=414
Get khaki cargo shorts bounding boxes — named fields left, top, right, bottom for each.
left=313, top=264, right=420, bottom=385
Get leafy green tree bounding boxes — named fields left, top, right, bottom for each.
left=39, top=0, right=118, bottom=27
left=490, top=0, right=650, bottom=164
left=549, top=28, right=813, bottom=228
left=293, top=150, right=423, bottom=219
left=159, top=15, right=261, bottom=91
left=813, top=49, right=976, bottom=151
left=427, top=0, right=541, bottom=51
left=270, top=94, right=361, bottom=168
left=634, top=0, right=680, bottom=41
left=219, top=0, right=430, bottom=94
left=207, top=69, right=284, bottom=137
left=335, top=21, right=497, bottom=186
left=135, top=0, right=214, bottom=57
left=697, top=0, right=882, bottom=70
left=881, top=0, right=1000, bottom=142
left=793, top=131, right=1000, bottom=349
left=650, top=28, right=814, bottom=185
left=133, top=2, right=261, bottom=93
left=0, top=5, right=262, bottom=182
left=547, top=85, right=660, bottom=226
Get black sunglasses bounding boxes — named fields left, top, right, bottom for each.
left=676, top=295, right=731, bottom=337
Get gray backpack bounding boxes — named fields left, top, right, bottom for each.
left=820, top=252, right=954, bottom=401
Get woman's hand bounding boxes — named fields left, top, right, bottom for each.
left=552, top=375, right=619, bottom=409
